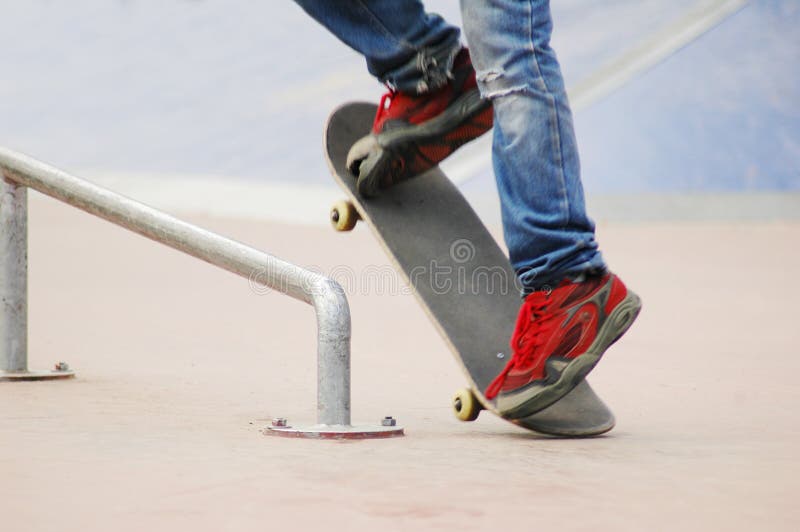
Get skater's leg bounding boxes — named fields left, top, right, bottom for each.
left=460, top=0, right=606, bottom=291
left=294, top=0, right=461, bottom=93
left=460, top=0, right=640, bottom=417
left=296, top=1, right=493, bottom=197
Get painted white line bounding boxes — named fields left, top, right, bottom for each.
left=569, top=0, right=748, bottom=110
left=68, top=171, right=800, bottom=227
left=460, top=187, right=800, bottom=226
left=78, top=171, right=340, bottom=227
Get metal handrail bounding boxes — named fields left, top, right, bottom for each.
left=0, top=147, right=351, bottom=426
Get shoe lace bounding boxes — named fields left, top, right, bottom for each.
left=372, top=89, right=396, bottom=131
left=485, top=292, right=557, bottom=399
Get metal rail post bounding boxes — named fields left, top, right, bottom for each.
left=0, top=173, right=73, bottom=380
left=0, top=147, right=402, bottom=439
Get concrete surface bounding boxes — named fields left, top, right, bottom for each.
left=2, top=3, right=797, bottom=529
left=1, top=194, right=798, bottom=531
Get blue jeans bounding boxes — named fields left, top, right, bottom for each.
left=296, top=0, right=607, bottom=292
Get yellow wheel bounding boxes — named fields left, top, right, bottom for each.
left=330, top=200, right=359, bottom=232
left=452, top=388, right=482, bottom=422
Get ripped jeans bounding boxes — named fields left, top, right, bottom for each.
left=295, top=0, right=607, bottom=292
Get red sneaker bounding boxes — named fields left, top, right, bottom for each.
left=485, top=272, right=642, bottom=419
left=346, top=47, right=493, bottom=197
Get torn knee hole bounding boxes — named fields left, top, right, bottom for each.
left=476, top=70, right=528, bottom=99
left=477, top=70, right=504, bottom=83
left=485, top=86, right=527, bottom=99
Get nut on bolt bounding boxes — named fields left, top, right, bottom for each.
left=271, top=417, right=288, bottom=428
left=54, top=361, right=70, bottom=372
left=381, top=416, right=397, bottom=427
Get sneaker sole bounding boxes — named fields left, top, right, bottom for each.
left=497, top=290, right=642, bottom=420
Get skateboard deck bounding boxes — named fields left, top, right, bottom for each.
left=324, top=102, right=615, bottom=436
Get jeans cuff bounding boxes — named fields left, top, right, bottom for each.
left=517, top=266, right=608, bottom=297
left=382, top=38, right=461, bottom=94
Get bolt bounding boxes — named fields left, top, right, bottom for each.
left=381, top=416, right=397, bottom=427
left=454, top=398, right=463, bottom=412
left=54, top=361, right=70, bottom=372
left=271, top=417, right=288, bottom=428
left=496, top=352, right=505, bottom=359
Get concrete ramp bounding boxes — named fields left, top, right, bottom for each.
left=576, top=0, right=799, bottom=193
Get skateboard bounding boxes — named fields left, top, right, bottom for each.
left=324, top=102, right=615, bottom=436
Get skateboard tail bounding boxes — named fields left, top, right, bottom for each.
left=324, top=102, right=617, bottom=437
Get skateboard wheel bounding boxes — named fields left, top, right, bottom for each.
left=330, top=200, right=359, bottom=232
left=452, top=388, right=482, bottom=422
